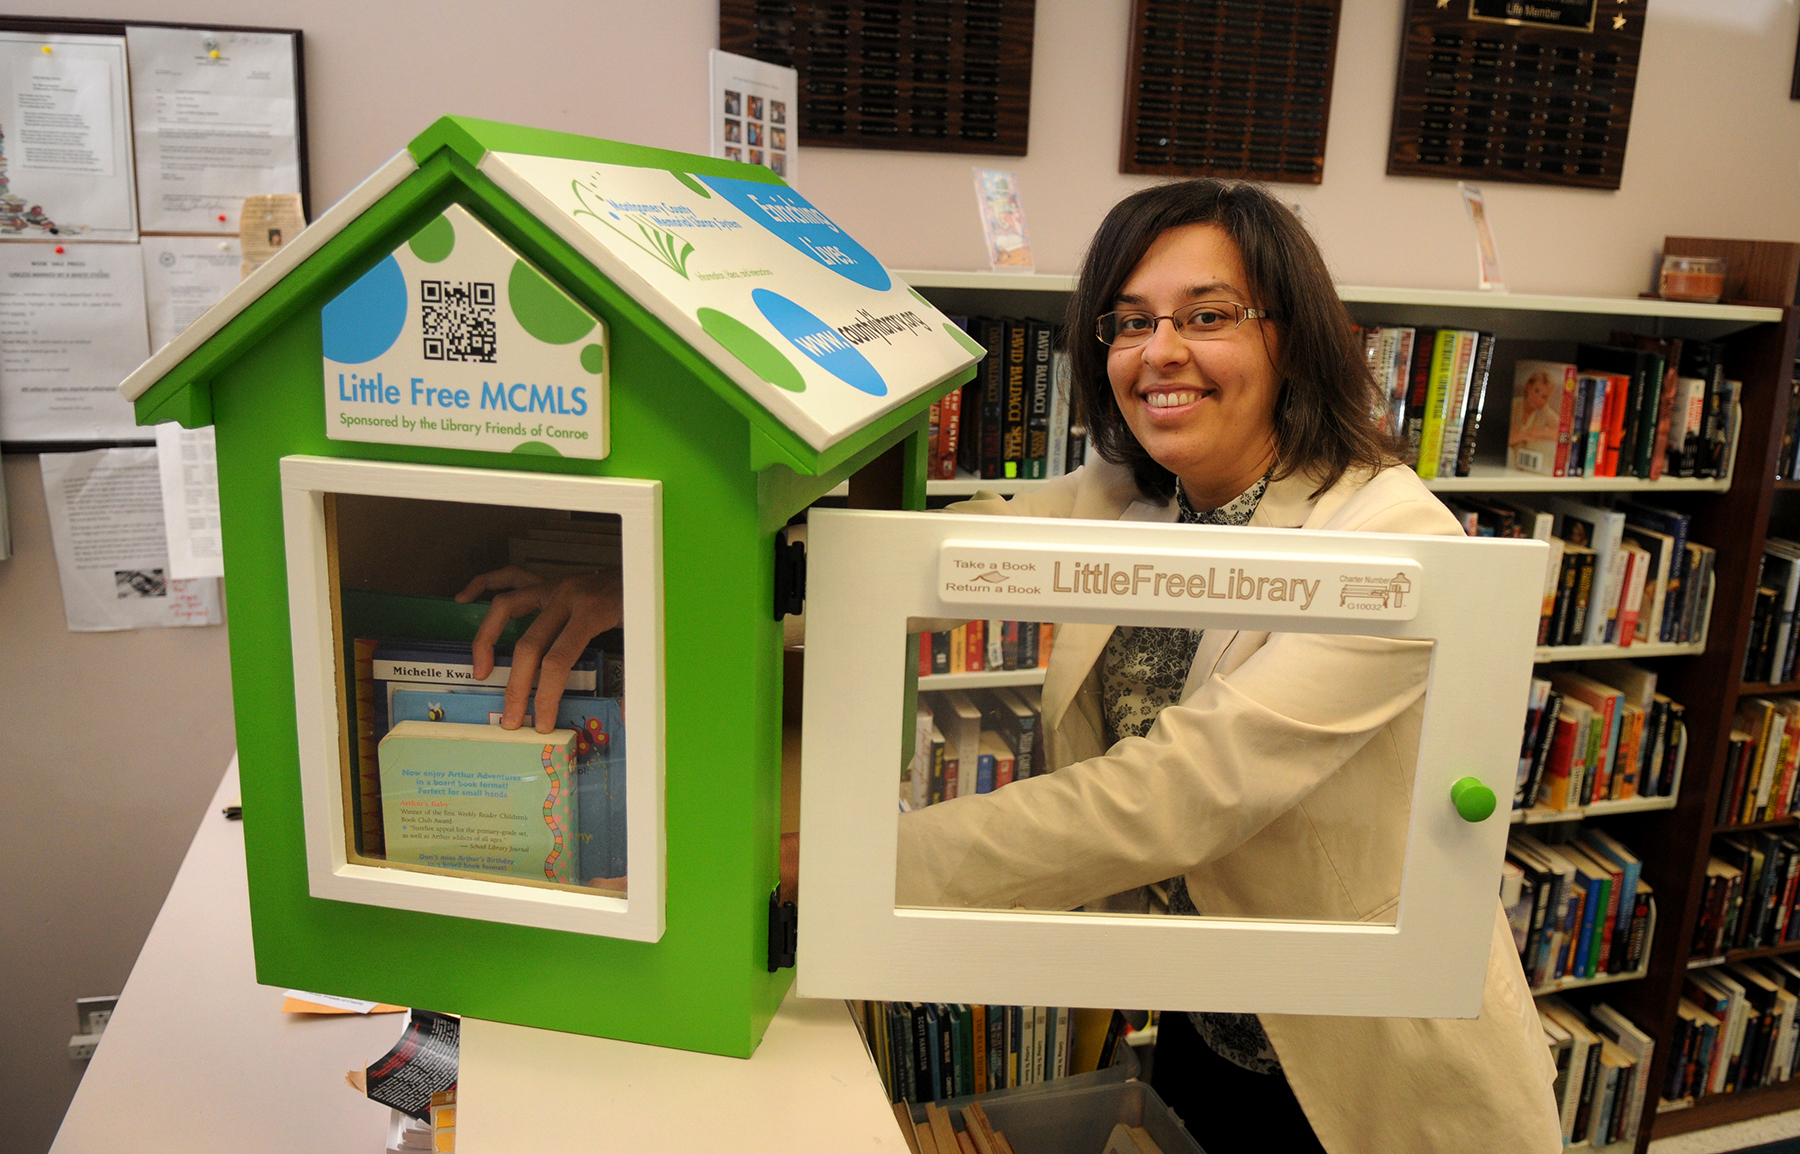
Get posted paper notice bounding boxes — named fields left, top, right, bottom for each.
left=39, top=447, right=222, bottom=631
left=709, top=50, right=797, bottom=184
left=154, top=422, right=222, bottom=580
left=141, top=234, right=240, bottom=351
left=0, top=32, right=137, bottom=240
left=126, top=27, right=302, bottom=234
left=0, top=241, right=150, bottom=442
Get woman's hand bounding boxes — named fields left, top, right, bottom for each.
left=454, top=565, right=623, bottom=732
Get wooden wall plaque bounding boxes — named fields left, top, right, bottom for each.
left=1119, top=0, right=1343, bottom=183
left=1387, top=0, right=1647, bottom=190
left=719, top=0, right=1035, bottom=156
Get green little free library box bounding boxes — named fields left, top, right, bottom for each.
left=121, top=116, right=981, bottom=1056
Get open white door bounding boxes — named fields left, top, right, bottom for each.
left=797, top=508, right=1544, bottom=1018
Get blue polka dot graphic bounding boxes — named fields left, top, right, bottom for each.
left=752, top=288, right=887, bottom=396
left=322, top=255, right=408, bottom=364
left=702, top=177, right=891, bottom=292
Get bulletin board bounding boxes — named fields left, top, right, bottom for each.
left=0, top=15, right=308, bottom=452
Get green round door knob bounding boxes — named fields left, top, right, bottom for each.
left=1450, top=776, right=1497, bottom=823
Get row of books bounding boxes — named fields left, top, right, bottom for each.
left=933, top=316, right=1088, bottom=482
left=351, top=634, right=627, bottom=887
left=1353, top=324, right=1494, bottom=479
left=1515, top=661, right=1686, bottom=813
left=1745, top=538, right=1800, bottom=684
left=1537, top=997, right=1654, bottom=1148
left=1506, top=336, right=1737, bottom=480
left=858, top=1001, right=1088, bottom=1105
left=909, top=688, right=1042, bottom=808
left=1439, top=495, right=1713, bottom=650
left=1695, top=830, right=1800, bottom=959
left=1775, top=361, right=1800, bottom=481
left=1664, top=959, right=1800, bottom=1107
left=919, top=620, right=1054, bottom=676
left=1505, top=829, right=1655, bottom=989
left=1718, top=697, right=1800, bottom=828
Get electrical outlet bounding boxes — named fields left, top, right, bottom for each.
left=75, top=995, right=118, bottom=1038
left=68, top=1033, right=99, bottom=1061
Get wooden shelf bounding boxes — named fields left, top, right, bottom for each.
left=893, top=270, right=1785, bottom=325
left=1713, top=817, right=1797, bottom=834
left=1513, top=794, right=1680, bottom=824
left=1654, top=1075, right=1800, bottom=1138
left=1531, top=963, right=1650, bottom=996
left=918, top=668, right=1047, bottom=691
left=1534, top=640, right=1708, bottom=663
left=1741, top=680, right=1800, bottom=695
left=1688, top=937, right=1800, bottom=969
left=902, top=470, right=1732, bottom=500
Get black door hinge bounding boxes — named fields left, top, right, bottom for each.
left=767, top=888, right=797, bottom=972
left=773, top=537, right=806, bottom=620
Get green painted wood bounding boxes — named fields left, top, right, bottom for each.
left=126, top=118, right=966, bottom=1054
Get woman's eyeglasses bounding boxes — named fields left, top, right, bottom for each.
left=1095, top=300, right=1272, bottom=347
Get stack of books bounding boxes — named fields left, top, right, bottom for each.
left=1693, top=831, right=1800, bottom=959
left=1352, top=324, right=1496, bottom=479
left=1717, top=697, right=1800, bottom=827
left=1506, top=829, right=1655, bottom=989
left=1507, top=337, right=1739, bottom=481
left=857, top=1001, right=1087, bottom=1105
left=1666, top=961, right=1800, bottom=1107
left=909, top=688, right=1042, bottom=808
left=1538, top=998, right=1655, bottom=1148
left=1442, top=496, right=1713, bottom=652
left=1744, top=538, right=1800, bottom=684
left=1515, top=661, right=1686, bottom=813
left=919, top=620, right=1052, bottom=677
left=934, top=317, right=1085, bottom=482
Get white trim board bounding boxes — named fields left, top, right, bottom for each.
left=121, top=152, right=421, bottom=403
left=280, top=456, right=666, bottom=942
left=798, top=509, right=1545, bottom=1016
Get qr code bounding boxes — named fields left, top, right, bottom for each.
left=420, top=279, right=497, bottom=363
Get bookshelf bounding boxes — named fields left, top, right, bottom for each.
left=898, top=263, right=1799, bottom=1154
left=919, top=667, right=1047, bottom=691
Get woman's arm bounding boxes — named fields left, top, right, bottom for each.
left=895, top=628, right=1430, bottom=911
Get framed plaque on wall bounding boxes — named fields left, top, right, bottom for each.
left=719, top=0, right=1036, bottom=156
left=1386, top=0, right=1647, bottom=190
left=1119, top=0, right=1343, bottom=183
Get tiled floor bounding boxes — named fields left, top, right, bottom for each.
left=1648, top=1108, right=1800, bottom=1154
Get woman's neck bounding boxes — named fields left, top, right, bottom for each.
left=1177, top=445, right=1277, bottom=511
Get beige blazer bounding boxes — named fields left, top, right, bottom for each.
left=895, top=458, right=1562, bottom=1154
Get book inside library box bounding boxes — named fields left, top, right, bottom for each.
left=328, top=493, right=629, bottom=898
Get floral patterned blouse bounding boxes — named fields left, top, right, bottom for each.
left=1100, top=471, right=1284, bottom=1076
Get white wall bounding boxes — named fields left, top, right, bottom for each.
left=5, top=1, right=1799, bottom=1150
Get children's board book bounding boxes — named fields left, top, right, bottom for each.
left=389, top=689, right=626, bottom=885
left=379, top=720, right=579, bottom=885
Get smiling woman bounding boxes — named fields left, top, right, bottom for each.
left=892, top=180, right=1563, bottom=1154
left=1064, top=181, right=1404, bottom=509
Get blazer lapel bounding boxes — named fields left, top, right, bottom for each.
left=1181, top=472, right=1323, bottom=695
left=1043, top=495, right=1177, bottom=732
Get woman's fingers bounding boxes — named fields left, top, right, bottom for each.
left=503, top=598, right=571, bottom=730
left=470, top=584, right=544, bottom=681
left=454, top=565, right=546, bottom=604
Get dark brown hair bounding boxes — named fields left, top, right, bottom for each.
left=1065, top=179, right=1402, bottom=502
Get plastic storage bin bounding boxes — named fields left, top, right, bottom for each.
left=910, top=1076, right=1204, bottom=1154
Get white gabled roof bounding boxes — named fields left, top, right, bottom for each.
left=120, top=152, right=419, bottom=403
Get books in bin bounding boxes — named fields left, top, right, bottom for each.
left=856, top=1000, right=1080, bottom=1105
left=378, top=720, right=579, bottom=885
